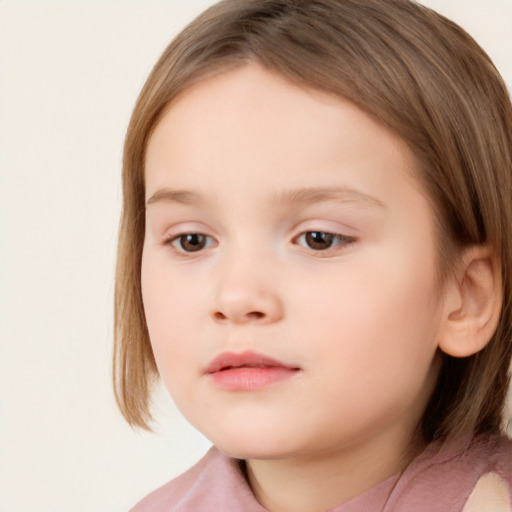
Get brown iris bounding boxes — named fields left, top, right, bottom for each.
left=304, top=232, right=335, bottom=250
left=178, top=233, right=208, bottom=252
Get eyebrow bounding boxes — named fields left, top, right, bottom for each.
left=146, top=189, right=202, bottom=206
left=275, top=186, right=386, bottom=209
left=145, top=186, right=385, bottom=209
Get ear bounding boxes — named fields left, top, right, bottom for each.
left=438, top=246, right=502, bottom=358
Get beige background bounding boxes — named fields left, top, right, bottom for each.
left=0, top=1, right=510, bottom=511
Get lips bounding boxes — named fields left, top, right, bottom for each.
left=206, top=351, right=296, bottom=373
left=205, top=350, right=300, bottom=391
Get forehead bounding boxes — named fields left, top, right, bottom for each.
left=145, top=63, right=423, bottom=202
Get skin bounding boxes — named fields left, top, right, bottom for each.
left=141, top=63, right=452, bottom=512
left=462, top=473, right=511, bottom=512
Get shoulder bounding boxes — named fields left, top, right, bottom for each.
left=129, top=446, right=264, bottom=512
left=384, top=434, right=512, bottom=512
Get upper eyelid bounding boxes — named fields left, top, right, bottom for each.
left=291, top=218, right=359, bottom=235
left=164, top=232, right=216, bottom=244
left=160, top=224, right=217, bottom=241
left=292, top=223, right=356, bottom=238
left=293, top=231, right=356, bottom=245
left=161, top=227, right=355, bottom=241
left=158, top=219, right=358, bottom=247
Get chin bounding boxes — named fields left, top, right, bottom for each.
left=217, top=443, right=292, bottom=461
left=208, top=430, right=300, bottom=461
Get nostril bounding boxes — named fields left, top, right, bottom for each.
left=248, top=311, right=265, bottom=319
left=212, top=310, right=265, bottom=321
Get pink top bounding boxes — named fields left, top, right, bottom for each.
left=131, top=434, right=512, bottom=511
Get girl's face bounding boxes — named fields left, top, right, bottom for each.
left=142, top=64, right=447, bottom=461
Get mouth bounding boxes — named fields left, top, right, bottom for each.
left=205, top=350, right=301, bottom=391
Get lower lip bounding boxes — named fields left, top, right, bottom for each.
left=208, top=367, right=299, bottom=391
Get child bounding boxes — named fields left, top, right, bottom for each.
left=114, top=0, right=512, bottom=510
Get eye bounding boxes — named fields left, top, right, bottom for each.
left=168, top=233, right=216, bottom=253
left=295, top=231, right=353, bottom=251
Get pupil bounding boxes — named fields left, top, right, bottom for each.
left=181, top=234, right=206, bottom=252
left=306, top=231, right=334, bottom=250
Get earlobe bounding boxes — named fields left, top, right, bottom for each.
left=438, top=246, right=502, bottom=358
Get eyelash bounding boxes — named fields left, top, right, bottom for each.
left=294, top=231, right=355, bottom=252
left=163, top=230, right=355, bottom=255
left=165, top=233, right=216, bottom=254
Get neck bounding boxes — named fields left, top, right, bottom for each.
left=245, top=427, right=425, bottom=512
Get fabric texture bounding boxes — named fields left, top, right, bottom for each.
left=130, top=434, right=512, bottom=512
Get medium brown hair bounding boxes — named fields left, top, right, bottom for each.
left=114, top=0, right=512, bottom=441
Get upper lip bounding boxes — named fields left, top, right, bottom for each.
left=205, top=350, right=299, bottom=374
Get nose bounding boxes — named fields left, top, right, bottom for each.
left=210, top=256, right=284, bottom=325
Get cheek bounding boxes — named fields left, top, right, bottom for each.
left=141, top=245, right=208, bottom=326
left=140, top=251, right=202, bottom=382
left=292, top=245, right=442, bottom=387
